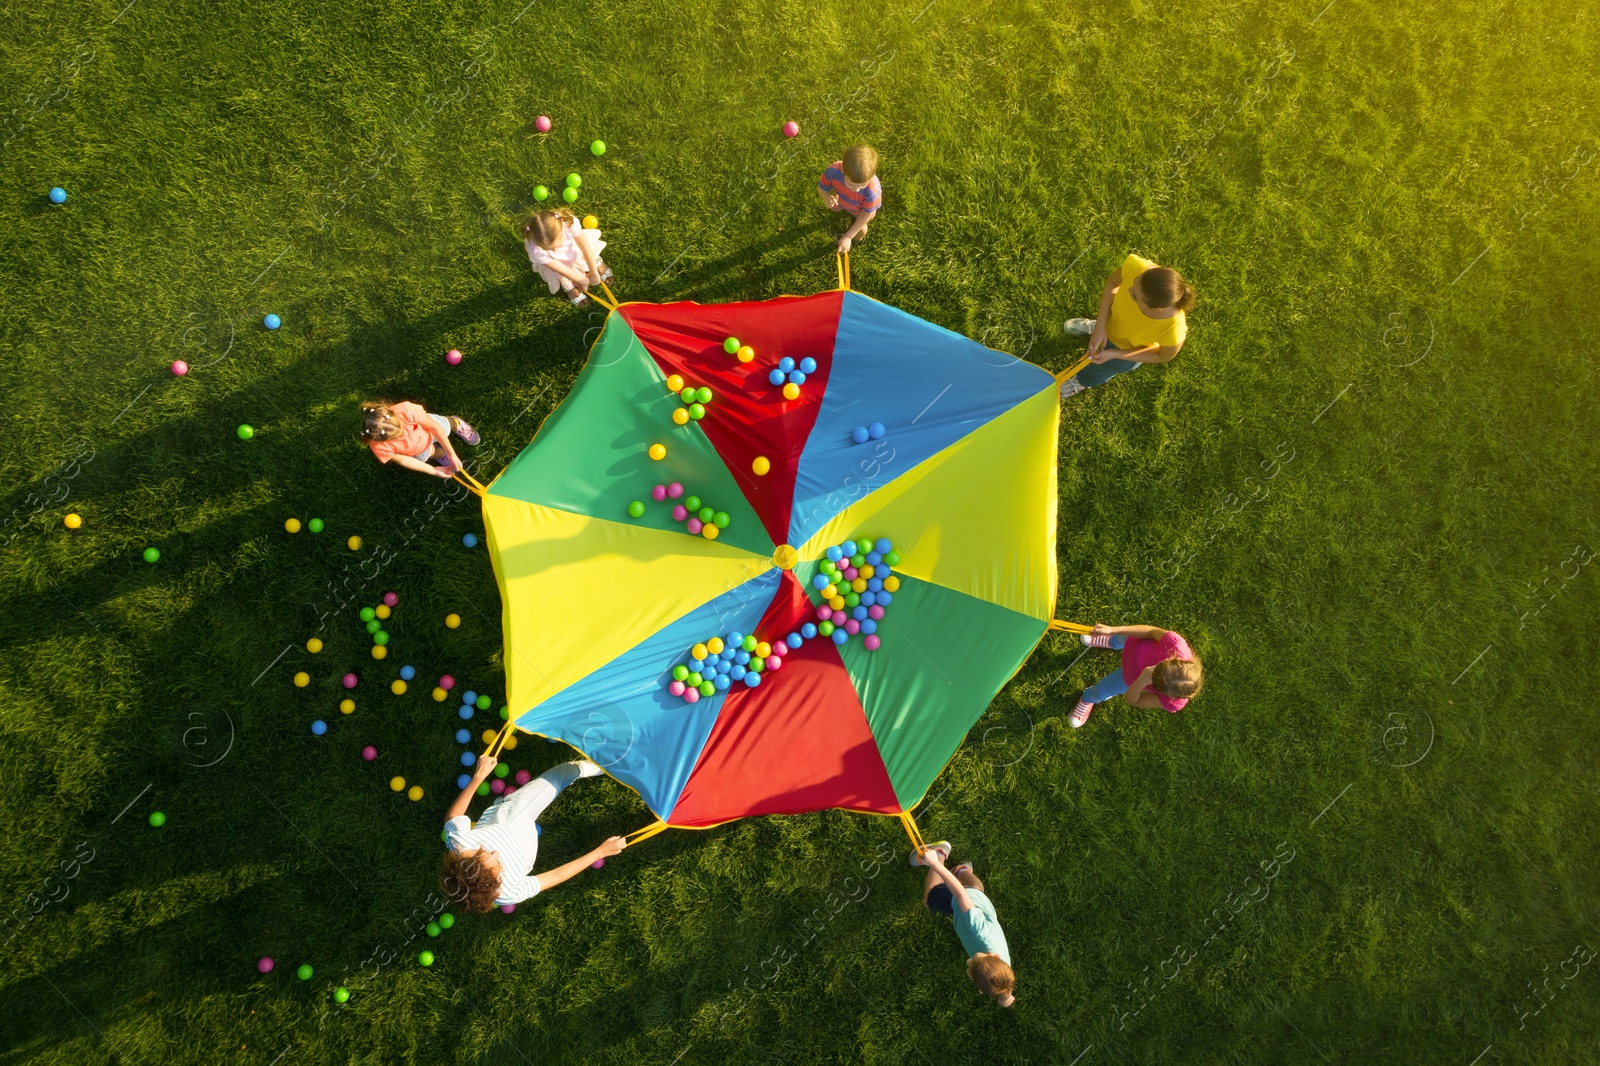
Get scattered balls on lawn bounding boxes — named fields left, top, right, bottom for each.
left=285, top=517, right=301, bottom=533
left=311, top=719, right=327, bottom=735
left=296, top=963, right=313, bottom=980
left=590, top=140, right=606, bottom=155
left=340, top=698, right=355, bottom=714
left=419, top=951, right=435, bottom=966
left=306, top=637, right=322, bottom=653
left=399, top=664, right=415, bottom=680
left=264, top=314, right=281, bottom=330
left=308, top=518, right=325, bottom=533
left=49, top=186, right=67, bottom=203
left=294, top=671, right=310, bottom=687
left=390, top=679, right=407, bottom=695
left=433, top=686, right=447, bottom=701
left=390, top=776, right=406, bottom=792
left=371, top=644, right=387, bottom=659
left=783, top=121, right=799, bottom=137
left=334, top=988, right=350, bottom=1003
left=142, top=547, right=160, bottom=563
left=342, top=673, right=359, bottom=689
left=533, top=184, right=549, bottom=201
left=462, top=533, right=478, bottom=548
left=582, top=214, right=598, bottom=229
left=445, top=613, right=461, bottom=629
left=535, top=114, right=551, bottom=132
left=408, top=785, right=424, bottom=801
left=362, top=745, right=377, bottom=761
left=148, top=811, right=166, bottom=827
left=64, top=513, right=82, bottom=529
left=590, top=857, right=605, bottom=869
left=383, top=592, right=398, bottom=607
left=171, top=359, right=188, bottom=376
left=445, top=348, right=463, bottom=366
left=438, top=912, right=455, bottom=929
left=237, top=424, right=254, bottom=440
left=375, top=604, right=390, bottom=620
left=562, top=187, right=578, bottom=203
left=347, top=536, right=362, bottom=551
left=257, top=957, right=274, bottom=973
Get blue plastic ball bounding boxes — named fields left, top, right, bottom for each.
left=735, top=650, right=750, bottom=665
left=715, top=659, right=731, bottom=675
left=458, top=773, right=472, bottom=789
left=714, top=674, right=731, bottom=690
left=800, top=357, right=817, bottom=374
left=875, top=538, right=893, bottom=554
left=862, top=591, right=878, bottom=607
left=48, top=187, right=67, bottom=204
left=801, top=623, right=818, bottom=639
left=867, top=579, right=883, bottom=593
left=852, top=605, right=869, bottom=621
left=264, top=313, right=281, bottom=330
left=861, top=619, right=877, bottom=635
left=400, top=665, right=416, bottom=680
left=813, top=573, right=830, bottom=590
left=786, top=632, right=802, bottom=648
left=866, top=551, right=882, bottom=566
left=744, top=671, right=761, bottom=687
left=851, top=426, right=870, bottom=444
left=826, top=546, right=843, bottom=563
left=463, top=533, right=479, bottom=548
left=878, top=591, right=893, bottom=605
left=721, top=647, right=737, bottom=661
left=311, top=719, right=327, bottom=735
left=460, top=751, right=476, bottom=767
left=788, top=371, right=806, bottom=385
left=868, top=422, right=886, bottom=439
left=768, top=369, right=786, bottom=386
left=459, top=705, right=475, bottom=720
left=778, top=357, right=796, bottom=373
left=831, top=629, right=849, bottom=645
left=727, top=632, right=744, bottom=646
left=463, top=690, right=479, bottom=706
left=455, top=728, right=470, bottom=744
left=877, top=564, right=892, bottom=578
left=729, top=664, right=747, bottom=680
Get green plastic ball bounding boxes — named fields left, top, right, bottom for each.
left=373, top=631, right=389, bottom=646
left=476, top=781, right=490, bottom=795
left=885, top=550, right=901, bottom=566
left=679, top=387, right=697, bottom=403
left=308, top=518, right=325, bottom=533
left=439, top=912, right=455, bottom=929
left=418, top=951, right=434, bottom=966
left=590, top=140, right=606, bottom=156
left=237, top=424, right=254, bottom=440
left=334, top=987, right=350, bottom=1003
left=713, top=512, right=730, bottom=528
left=533, top=185, right=549, bottom=201
left=850, top=554, right=866, bottom=568
left=672, top=664, right=689, bottom=682
left=749, top=657, right=764, bottom=673
left=498, top=706, right=508, bottom=720
left=148, top=811, right=166, bottom=827
left=142, top=547, right=160, bottom=563
left=742, top=635, right=758, bottom=652
left=687, top=672, right=703, bottom=687
left=688, top=403, right=705, bottom=420
left=360, top=607, right=376, bottom=622
left=426, top=921, right=441, bottom=937
left=698, top=507, right=714, bottom=523
left=562, top=187, right=578, bottom=203
left=856, top=538, right=874, bottom=555
left=297, top=964, right=314, bottom=981
left=845, top=592, right=861, bottom=608
left=366, top=619, right=381, bottom=634
left=699, top=681, right=715, bottom=697
left=476, top=695, right=491, bottom=710
left=818, top=620, right=835, bottom=636
left=723, top=337, right=740, bottom=354
left=565, top=172, right=582, bottom=188
left=627, top=500, right=645, bottom=518
left=820, top=560, right=836, bottom=575
left=684, top=495, right=702, bottom=512
left=695, top=386, right=712, bottom=404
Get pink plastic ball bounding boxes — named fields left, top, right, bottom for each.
left=257, top=957, right=275, bottom=973
left=667, top=482, right=684, bottom=498
left=651, top=484, right=668, bottom=502
left=766, top=654, right=784, bottom=671
left=844, top=567, right=859, bottom=581
left=383, top=592, right=398, bottom=607
left=170, top=359, right=188, bottom=376
left=342, top=673, right=358, bottom=689
left=766, top=644, right=784, bottom=659
left=671, top=505, right=688, bottom=522
left=502, top=785, right=516, bottom=796
left=500, top=903, right=516, bottom=914
left=684, top=688, right=700, bottom=704
left=445, top=349, right=463, bottom=366
left=863, top=634, right=881, bottom=650
left=668, top=680, right=686, bottom=696
left=440, top=675, right=455, bottom=690
left=590, top=857, right=605, bottom=869
left=783, top=121, right=800, bottom=138
left=868, top=604, right=885, bottom=620
left=844, top=619, right=861, bottom=635
left=817, top=605, right=833, bottom=621
left=686, top=518, right=703, bottom=534
left=490, top=778, right=506, bottom=794
left=361, top=745, right=377, bottom=761
left=535, top=115, right=551, bottom=132
left=515, top=769, right=531, bottom=785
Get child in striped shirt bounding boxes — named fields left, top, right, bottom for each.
left=817, top=144, right=882, bottom=254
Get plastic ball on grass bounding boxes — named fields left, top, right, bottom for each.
left=446, top=613, right=461, bottom=628
left=562, top=187, right=578, bottom=203
left=462, top=533, right=479, bottom=548
left=311, top=719, right=329, bottom=735
left=783, top=121, right=800, bottom=137
left=371, top=645, right=387, bottom=660
left=374, top=631, right=390, bottom=646
left=408, top=785, right=424, bottom=801
left=460, top=751, right=476, bottom=767
left=440, top=675, right=456, bottom=690
left=535, top=115, right=551, bottom=132
left=340, top=698, right=356, bottom=714
left=427, top=921, right=441, bottom=937
left=737, top=345, right=755, bottom=363
left=348, top=536, right=362, bottom=551
left=458, top=705, right=474, bottom=720
left=851, top=426, right=869, bottom=444
left=148, top=810, right=166, bottom=827
left=264, top=314, right=281, bottom=330
left=494, top=762, right=511, bottom=778
left=292, top=670, right=310, bottom=688
left=390, top=679, right=407, bottom=695
left=582, top=215, right=598, bottom=229
left=565, top=172, right=582, bottom=188
left=648, top=443, right=666, bottom=460
left=307, top=518, right=324, bottom=533
left=500, top=903, right=515, bottom=914
left=297, top=963, right=314, bottom=980
left=257, top=957, right=274, bottom=973
left=49, top=186, right=67, bottom=203
left=361, top=744, right=377, bottom=761
left=418, top=951, right=434, bottom=966
left=334, top=988, right=350, bottom=1003
left=63, top=512, right=83, bottom=529
left=533, top=185, right=549, bottom=201
left=591, top=140, right=606, bottom=155
left=446, top=348, right=463, bottom=366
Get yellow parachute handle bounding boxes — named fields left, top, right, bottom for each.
left=898, top=811, right=929, bottom=853
left=836, top=250, right=852, bottom=292
left=599, top=279, right=619, bottom=307
left=626, top=820, right=671, bottom=846
left=1055, top=354, right=1091, bottom=385
left=1049, top=619, right=1094, bottom=634
left=452, top=469, right=488, bottom=497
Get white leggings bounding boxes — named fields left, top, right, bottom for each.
left=477, top=760, right=602, bottom=830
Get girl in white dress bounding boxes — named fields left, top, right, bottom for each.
left=521, top=209, right=612, bottom=306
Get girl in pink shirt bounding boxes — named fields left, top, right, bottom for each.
left=360, top=400, right=480, bottom=479
left=521, top=209, right=612, bottom=306
left=1070, top=623, right=1203, bottom=728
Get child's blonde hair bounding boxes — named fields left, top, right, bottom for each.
left=968, top=954, right=1015, bottom=1001
left=1152, top=657, right=1204, bottom=699
left=521, top=208, right=577, bottom=250
left=842, top=144, right=878, bottom=184
left=359, top=401, right=401, bottom=443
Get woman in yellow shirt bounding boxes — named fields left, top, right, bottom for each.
left=1060, top=254, right=1194, bottom=398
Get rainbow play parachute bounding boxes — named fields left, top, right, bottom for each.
left=473, top=273, right=1063, bottom=839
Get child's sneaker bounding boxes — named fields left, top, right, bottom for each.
left=449, top=417, right=481, bottom=446
left=1059, top=377, right=1085, bottom=399
left=910, top=840, right=952, bottom=867
left=1080, top=632, right=1115, bottom=648
left=1064, top=317, right=1097, bottom=335
left=1069, top=697, right=1095, bottom=728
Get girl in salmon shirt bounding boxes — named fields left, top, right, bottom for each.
left=360, top=400, right=480, bottom=479
left=1070, top=623, right=1203, bottom=728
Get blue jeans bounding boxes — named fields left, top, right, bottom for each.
left=1082, top=634, right=1129, bottom=703
left=1075, top=345, right=1143, bottom=388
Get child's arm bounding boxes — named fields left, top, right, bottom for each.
left=1087, top=268, right=1122, bottom=355
left=817, top=185, right=840, bottom=209
left=922, top=848, right=975, bottom=912
left=444, top=756, right=498, bottom=823
left=837, top=209, right=876, bottom=253
left=1091, top=623, right=1169, bottom=641
left=1123, top=666, right=1162, bottom=707
left=1090, top=342, right=1181, bottom=365
left=576, top=229, right=603, bottom=280
left=545, top=258, right=592, bottom=289
left=533, top=836, right=627, bottom=893
left=390, top=453, right=452, bottom=478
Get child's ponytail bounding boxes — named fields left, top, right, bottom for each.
left=360, top=401, right=395, bottom=442
left=1137, top=267, right=1197, bottom=313
left=521, top=208, right=578, bottom=250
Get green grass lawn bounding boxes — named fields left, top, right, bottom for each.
left=2, top=0, right=1598, bottom=1061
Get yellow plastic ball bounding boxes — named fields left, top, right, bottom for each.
left=284, top=517, right=301, bottom=533
left=371, top=644, right=388, bottom=660
left=648, top=443, right=666, bottom=461
left=755, top=641, right=771, bottom=658
left=883, top=576, right=901, bottom=592
left=851, top=578, right=867, bottom=593
left=666, top=374, right=685, bottom=393
left=504, top=733, right=518, bottom=750
left=391, top=680, right=407, bottom=695
left=702, top=523, right=719, bottom=540
left=692, top=643, right=708, bottom=660
left=432, top=687, right=447, bottom=702
left=293, top=671, right=310, bottom=688
left=63, top=512, right=83, bottom=529
left=375, top=604, right=391, bottom=620
left=306, top=637, right=323, bottom=653
left=582, top=214, right=598, bottom=229
left=672, top=408, right=690, bottom=425
left=707, top=637, right=725, bottom=655
left=482, top=729, right=498, bottom=746
left=445, top=613, right=461, bottom=629
left=407, top=785, right=424, bottom=801
left=736, top=345, right=755, bottom=363
left=390, top=776, right=406, bottom=792
left=752, top=456, right=770, bottom=475
left=829, top=595, right=846, bottom=610
left=782, top=383, right=800, bottom=401
left=347, top=536, right=362, bottom=551
left=859, top=565, right=875, bottom=579
left=340, top=698, right=355, bottom=714
left=822, top=583, right=837, bottom=599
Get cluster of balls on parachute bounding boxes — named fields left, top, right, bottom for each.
left=811, top=537, right=900, bottom=651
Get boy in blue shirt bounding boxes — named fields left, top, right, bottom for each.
left=912, top=840, right=1016, bottom=1007
left=816, top=144, right=882, bottom=254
